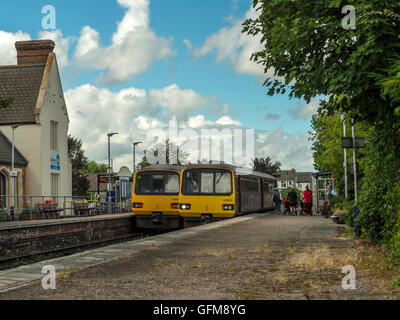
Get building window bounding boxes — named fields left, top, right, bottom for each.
left=51, top=173, right=59, bottom=197
left=282, top=182, right=286, bottom=188
left=50, top=121, right=58, bottom=150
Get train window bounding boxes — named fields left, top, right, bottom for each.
left=164, top=174, right=179, bottom=193
left=152, top=175, right=164, bottom=193
left=182, top=170, right=233, bottom=195
left=215, top=172, right=232, bottom=193
left=136, top=171, right=180, bottom=195
left=183, top=171, right=200, bottom=193
left=137, top=174, right=152, bottom=193
left=201, top=173, right=214, bottom=193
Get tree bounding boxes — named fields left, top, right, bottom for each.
left=68, top=135, right=90, bottom=196
left=0, top=96, right=13, bottom=108
left=252, top=157, right=281, bottom=176
left=309, top=112, right=367, bottom=198
left=84, top=161, right=108, bottom=174
left=146, top=139, right=190, bottom=166
left=242, top=0, right=400, bottom=124
left=243, top=0, right=400, bottom=247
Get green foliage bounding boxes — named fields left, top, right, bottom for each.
left=84, top=161, right=108, bottom=174
left=253, top=157, right=281, bottom=176
left=0, top=208, right=8, bottom=222
left=281, top=187, right=301, bottom=202
left=357, top=124, right=400, bottom=244
left=19, top=208, right=39, bottom=215
left=68, top=135, right=90, bottom=196
left=0, top=96, right=13, bottom=108
left=243, top=0, right=400, bottom=123
left=310, top=112, right=367, bottom=197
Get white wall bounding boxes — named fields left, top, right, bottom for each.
left=39, top=55, right=71, bottom=197
left=0, top=125, right=42, bottom=196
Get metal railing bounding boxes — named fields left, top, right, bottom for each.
left=0, top=194, right=132, bottom=223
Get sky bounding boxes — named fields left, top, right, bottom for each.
left=0, top=0, right=320, bottom=172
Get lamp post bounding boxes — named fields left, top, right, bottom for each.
left=10, top=124, right=21, bottom=221
left=336, top=112, right=348, bottom=199
left=132, top=142, right=142, bottom=173
left=107, top=132, right=118, bottom=214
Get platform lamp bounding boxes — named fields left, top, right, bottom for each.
left=132, top=141, right=142, bottom=174
left=10, top=124, right=21, bottom=221
left=107, top=132, right=118, bottom=214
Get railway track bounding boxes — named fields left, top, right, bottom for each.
left=0, top=228, right=170, bottom=271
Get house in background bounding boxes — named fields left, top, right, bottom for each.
left=295, top=172, right=313, bottom=191
left=0, top=40, right=72, bottom=207
left=276, top=169, right=313, bottom=192
left=276, top=169, right=296, bottom=191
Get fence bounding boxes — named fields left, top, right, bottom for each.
left=0, top=194, right=132, bottom=223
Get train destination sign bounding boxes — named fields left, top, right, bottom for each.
left=98, top=176, right=116, bottom=183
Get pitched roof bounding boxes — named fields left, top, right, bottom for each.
left=276, top=169, right=296, bottom=181
left=0, top=64, right=45, bottom=125
left=296, top=172, right=313, bottom=183
left=0, top=131, right=28, bottom=167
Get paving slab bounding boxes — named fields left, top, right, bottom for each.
left=0, top=213, right=264, bottom=294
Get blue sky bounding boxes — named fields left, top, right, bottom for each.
left=0, top=0, right=318, bottom=171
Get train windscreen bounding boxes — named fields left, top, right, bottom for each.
left=182, top=170, right=232, bottom=195
left=135, top=171, right=180, bottom=195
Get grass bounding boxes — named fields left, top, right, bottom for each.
left=287, top=245, right=360, bottom=270
left=202, top=248, right=235, bottom=259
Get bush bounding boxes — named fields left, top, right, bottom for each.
left=0, top=208, right=8, bottom=222
left=19, top=208, right=39, bottom=215
left=357, top=124, right=400, bottom=244
left=281, top=187, right=301, bottom=201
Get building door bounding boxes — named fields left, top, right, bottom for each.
left=0, top=172, right=6, bottom=208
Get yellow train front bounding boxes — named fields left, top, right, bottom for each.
left=132, top=165, right=183, bottom=229
left=179, top=164, right=277, bottom=228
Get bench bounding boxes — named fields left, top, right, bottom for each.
left=37, top=203, right=64, bottom=219
left=73, top=202, right=98, bottom=217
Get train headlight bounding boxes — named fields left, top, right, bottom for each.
left=180, top=204, right=191, bottom=210
left=171, top=203, right=179, bottom=209
left=223, top=204, right=234, bottom=210
left=133, top=203, right=143, bottom=208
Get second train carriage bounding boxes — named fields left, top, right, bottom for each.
left=179, top=164, right=277, bottom=227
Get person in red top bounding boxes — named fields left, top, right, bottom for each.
left=302, top=185, right=313, bottom=216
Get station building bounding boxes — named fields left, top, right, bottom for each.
left=0, top=40, right=72, bottom=207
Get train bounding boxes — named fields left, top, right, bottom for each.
left=132, top=164, right=277, bottom=229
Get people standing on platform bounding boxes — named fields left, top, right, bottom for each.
left=302, top=185, right=313, bottom=216
left=288, top=188, right=298, bottom=216
left=273, top=188, right=281, bottom=214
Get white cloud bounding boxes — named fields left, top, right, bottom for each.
left=149, top=84, right=208, bottom=116
left=183, top=5, right=277, bottom=79
left=74, top=0, right=175, bottom=84
left=0, top=30, right=31, bottom=65
left=294, top=99, right=322, bottom=119
left=38, top=29, right=72, bottom=69
left=65, top=83, right=313, bottom=171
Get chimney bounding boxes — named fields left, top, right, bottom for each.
left=15, top=40, right=55, bottom=65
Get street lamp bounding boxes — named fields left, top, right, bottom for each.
left=336, top=112, right=348, bottom=199
left=132, top=141, right=142, bottom=173
left=107, top=132, right=118, bottom=214
left=10, top=124, right=21, bottom=221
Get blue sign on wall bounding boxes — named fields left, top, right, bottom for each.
left=50, top=152, right=60, bottom=170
